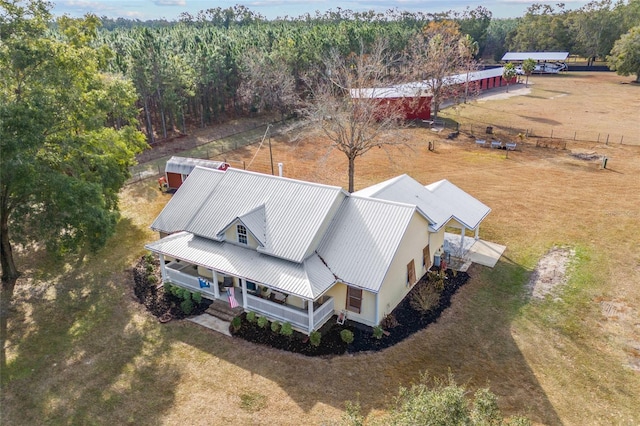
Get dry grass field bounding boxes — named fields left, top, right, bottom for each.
left=2, top=72, right=639, bottom=425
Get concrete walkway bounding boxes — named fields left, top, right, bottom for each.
left=187, top=314, right=232, bottom=336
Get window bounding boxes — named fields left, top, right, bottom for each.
left=407, top=259, right=416, bottom=286
left=237, top=224, right=247, bottom=244
left=346, top=286, right=362, bottom=314
left=423, top=246, right=431, bottom=269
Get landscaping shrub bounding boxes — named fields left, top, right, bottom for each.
left=257, top=316, right=269, bottom=329
left=144, top=252, right=154, bottom=264
left=246, top=311, right=257, bottom=323
left=180, top=298, right=194, bottom=315
left=145, top=263, right=154, bottom=274
left=372, top=325, right=384, bottom=340
left=231, top=316, right=241, bottom=332
left=340, top=329, right=354, bottom=344
left=147, top=274, right=158, bottom=284
left=309, top=330, right=322, bottom=347
left=192, top=292, right=202, bottom=304
left=410, top=283, right=441, bottom=314
left=381, top=313, right=399, bottom=329
left=280, top=322, right=293, bottom=337
left=271, top=320, right=281, bottom=333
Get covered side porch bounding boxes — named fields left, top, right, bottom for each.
left=443, top=232, right=506, bottom=270
left=159, top=256, right=335, bottom=334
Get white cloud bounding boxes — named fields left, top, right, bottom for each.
left=152, top=0, right=186, bottom=6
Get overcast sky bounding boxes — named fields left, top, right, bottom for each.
left=51, top=0, right=591, bottom=21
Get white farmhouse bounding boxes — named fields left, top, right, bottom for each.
left=145, top=167, right=493, bottom=334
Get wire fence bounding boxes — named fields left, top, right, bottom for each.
left=126, top=120, right=287, bottom=185
left=431, top=117, right=635, bottom=146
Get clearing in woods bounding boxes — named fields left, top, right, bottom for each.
left=2, top=72, right=639, bottom=425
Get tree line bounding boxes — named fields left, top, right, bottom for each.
left=91, top=1, right=639, bottom=144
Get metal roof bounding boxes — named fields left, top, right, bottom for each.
left=502, top=52, right=569, bottom=61
left=424, top=180, right=491, bottom=230
left=145, top=232, right=336, bottom=299
left=355, top=175, right=490, bottom=231
left=351, top=67, right=506, bottom=99
left=237, top=204, right=266, bottom=246
left=317, top=196, right=418, bottom=293
left=153, top=167, right=347, bottom=263
left=165, top=156, right=228, bottom=175
left=151, top=167, right=226, bottom=234
left=148, top=171, right=490, bottom=299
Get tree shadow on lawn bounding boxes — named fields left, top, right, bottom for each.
left=1, top=218, right=180, bottom=426
left=173, top=259, right=563, bottom=425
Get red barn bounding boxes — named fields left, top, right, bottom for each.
left=352, top=67, right=516, bottom=121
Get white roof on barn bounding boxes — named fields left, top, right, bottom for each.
left=147, top=170, right=490, bottom=299
left=352, top=67, right=506, bottom=99
left=165, top=156, right=227, bottom=175
left=355, top=175, right=490, bottom=231
left=501, top=52, right=569, bottom=62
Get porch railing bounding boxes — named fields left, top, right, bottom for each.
left=313, top=297, right=335, bottom=329
left=246, top=294, right=334, bottom=332
left=165, top=266, right=217, bottom=297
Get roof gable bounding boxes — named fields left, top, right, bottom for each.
left=355, top=175, right=490, bottom=231
left=317, top=196, right=417, bottom=292
left=151, top=167, right=225, bottom=234
left=163, top=168, right=346, bottom=263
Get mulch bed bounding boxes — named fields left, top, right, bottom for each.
left=132, top=256, right=211, bottom=321
left=232, top=269, right=469, bottom=357
left=132, top=255, right=468, bottom=357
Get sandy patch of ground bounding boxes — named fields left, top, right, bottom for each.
left=598, top=298, right=640, bottom=372
left=527, top=247, right=575, bottom=300
left=476, top=85, right=532, bottom=102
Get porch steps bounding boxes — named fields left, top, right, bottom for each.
left=205, top=299, right=244, bottom=322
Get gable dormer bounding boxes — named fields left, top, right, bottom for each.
left=218, top=205, right=266, bottom=250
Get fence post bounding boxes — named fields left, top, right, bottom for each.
left=620, top=135, right=624, bottom=145
left=243, top=160, right=246, bottom=170
left=597, top=133, right=600, bottom=142
left=606, top=134, right=609, bottom=145
left=550, top=129, right=553, bottom=139
left=574, top=131, right=576, bottom=140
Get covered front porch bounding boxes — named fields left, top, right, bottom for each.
left=160, top=256, right=335, bottom=334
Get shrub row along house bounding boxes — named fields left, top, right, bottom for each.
left=145, top=167, right=490, bottom=334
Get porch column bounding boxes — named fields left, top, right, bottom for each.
left=212, top=270, right=219, bottom=299
left=308, top=299, right=314, bottom=334
left=460, top=226, right=466, bottom=251
left=159, top=254, right=167, bottom=281
left=241, top=278, right=248, bottom=309
left=375, top=293, right=379, bottom=326
left=475, top=226, right=480, bottom=240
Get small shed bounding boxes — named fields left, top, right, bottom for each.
left=165, top=156, right=229, bottom=190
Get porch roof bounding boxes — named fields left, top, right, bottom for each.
left=145, top=231, right=336, bottom=300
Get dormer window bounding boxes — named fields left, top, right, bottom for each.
left=237, top=224, right=248, bottom=245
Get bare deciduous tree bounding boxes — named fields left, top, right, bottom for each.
left=406, top=21, right=478, bottom=118
left=237, top=49, right=299, bottom=120
left=302, top=39, right=410, bottom=193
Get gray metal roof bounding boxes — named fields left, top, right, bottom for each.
left=145, top=232, right=336, bottom=299
left=165, top=156, right=228, bottom=175
left=424, top=179, right=491, bottom=230
left=355, top=175, right=490, bottom=231
left=237, top=204, right=266, bottom=246
left=502, top=52, right=569, bottom=61
left=148, top=171, right=490, bottom=299
left=317, top=196, right=418, bottom=293
left=151, top=167, right=226, bottom=234
left=153, top=167, right=347, bottom=263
